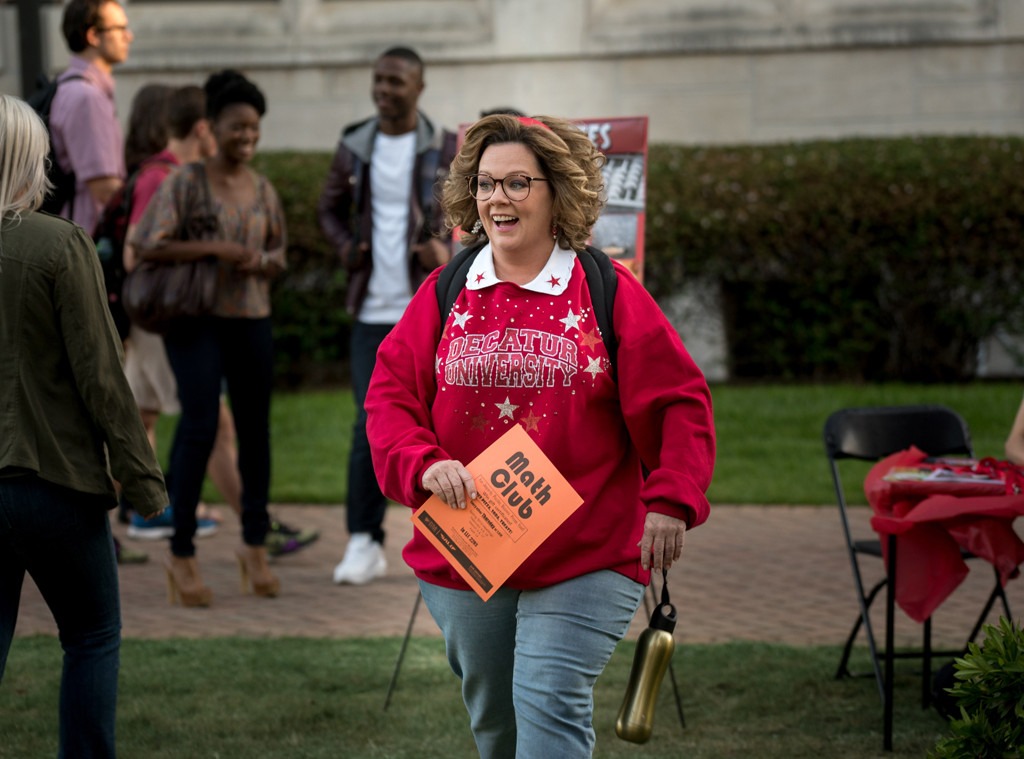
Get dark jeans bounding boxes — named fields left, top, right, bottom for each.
left=347, top=321, right=394, bottom=544
left=0, top=475, right=121, bottom=759
left=164, top=316, right=273, bottom=556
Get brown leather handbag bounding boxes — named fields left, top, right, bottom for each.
left=122, top=163, right=220, bottom=333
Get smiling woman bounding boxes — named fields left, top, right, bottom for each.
left=365, top=113, right=715, bottom=758
left=130, top=69, right=288, bottom=608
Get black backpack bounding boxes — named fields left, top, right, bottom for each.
left=436, top=242, right=620, bottom=370
left=92, top=158, right=175, bottom=341
left=92, top=172, right=137, bottom=340
left=26, top=73, right=84, bottom=217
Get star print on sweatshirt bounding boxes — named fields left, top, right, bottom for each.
left=365, top=247, right=715, bottom=592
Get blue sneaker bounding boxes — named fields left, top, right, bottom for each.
left=127, top=506, right=218, bottom=540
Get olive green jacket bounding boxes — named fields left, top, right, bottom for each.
left=0, top=211, right=166, bottom=515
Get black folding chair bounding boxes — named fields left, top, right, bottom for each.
left=823, top=405, right=1013, bottom=751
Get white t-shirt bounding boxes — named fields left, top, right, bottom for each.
left=360, top=130, right=417, bottom=324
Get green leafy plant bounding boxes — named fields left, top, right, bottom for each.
left=645, top=137, right=1024, bottom=381
left=929, top=617, right=1024, bottom=759
left=251, top=151, right=351, bottom=389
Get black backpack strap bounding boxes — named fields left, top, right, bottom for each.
left=28, top=73, right=85, bottom=119
left=579, top=246, right=619, bottom=370
left=119, top=167, right=143, bottom=219
left=30, top=74, right=86, bottom=217
left=437, top=241, right=487, bottom=319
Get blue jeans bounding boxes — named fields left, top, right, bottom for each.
left=164, top=316, right=273, bottom=556
left=347, top=321, right=394, bottom=544
left=0, top=475, right=121, bottom=759
left=419, top=571, right=645, bottom=759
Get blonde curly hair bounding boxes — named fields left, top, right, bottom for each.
left=441, top=114, right=606, bottom=252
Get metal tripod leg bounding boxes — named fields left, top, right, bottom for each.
left=383, top=591, right=422, bottom=710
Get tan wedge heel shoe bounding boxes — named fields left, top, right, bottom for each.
left=235, top=545, right=280, bottom=598
left=164, top=554, right=213, bottom=608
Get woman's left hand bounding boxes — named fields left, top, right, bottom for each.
left=639, top=512, right=687, bottom=571
left=235, top=249, right=265, bottom=273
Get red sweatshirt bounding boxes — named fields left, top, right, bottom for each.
left=365, top=246, right=715, bottom=591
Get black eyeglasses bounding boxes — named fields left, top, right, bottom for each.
left=468, top=174, right=547, bottom=201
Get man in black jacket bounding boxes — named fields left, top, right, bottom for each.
left=318, top=46, right=454, bottom=585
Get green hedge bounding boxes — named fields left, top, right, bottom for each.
left=256, top=137, right=1024, bottom=387
left=251, top=152, right=349, bottom=388
left=646, top=137, right=1024, bottom=381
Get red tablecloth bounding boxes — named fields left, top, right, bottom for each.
left=864, top=447, right=1024, bottom=622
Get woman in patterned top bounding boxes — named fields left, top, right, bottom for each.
left=365, top=114, right=715, bottom=758
left=133, top=70, right=286, bottom=607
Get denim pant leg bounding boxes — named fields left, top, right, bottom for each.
left=512, top=571, right=644, bottom=758
left=0, top=487, right=24, bottom=684
left=164, top=319, right=223, bottom=557
left=347, top=321, right=394, bottom=543
left=221, top=317, right=274, bottom=546
left=418, top=581, right=519, bottom=759
left=0, top=476, right=121, bottom=759
left=420, top=572, right=643, bottom=759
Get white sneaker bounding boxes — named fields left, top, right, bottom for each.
left=332, top=532, right=387, bottom=585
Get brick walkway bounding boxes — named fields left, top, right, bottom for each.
left=13, top=504, right=1024, bottom=648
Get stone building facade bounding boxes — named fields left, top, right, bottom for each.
left=3, top=0, right=1023, bottom=150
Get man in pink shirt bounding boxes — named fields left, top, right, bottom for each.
left=49, top=0, right=133, bottom=235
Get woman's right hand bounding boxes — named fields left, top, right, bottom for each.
left=422, top=460, right=478, bottom=509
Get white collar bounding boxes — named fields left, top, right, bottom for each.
left=464, top=242, right=577, bottom=296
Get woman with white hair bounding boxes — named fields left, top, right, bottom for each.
left=0, top=93, right=166, bottom=758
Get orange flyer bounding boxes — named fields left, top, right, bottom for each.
left=411, top=424, right=583, bottom=601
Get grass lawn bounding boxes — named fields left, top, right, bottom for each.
left=13, top=381, right=1017, bottom=757
left=0, top=636, right=952, bottom=758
